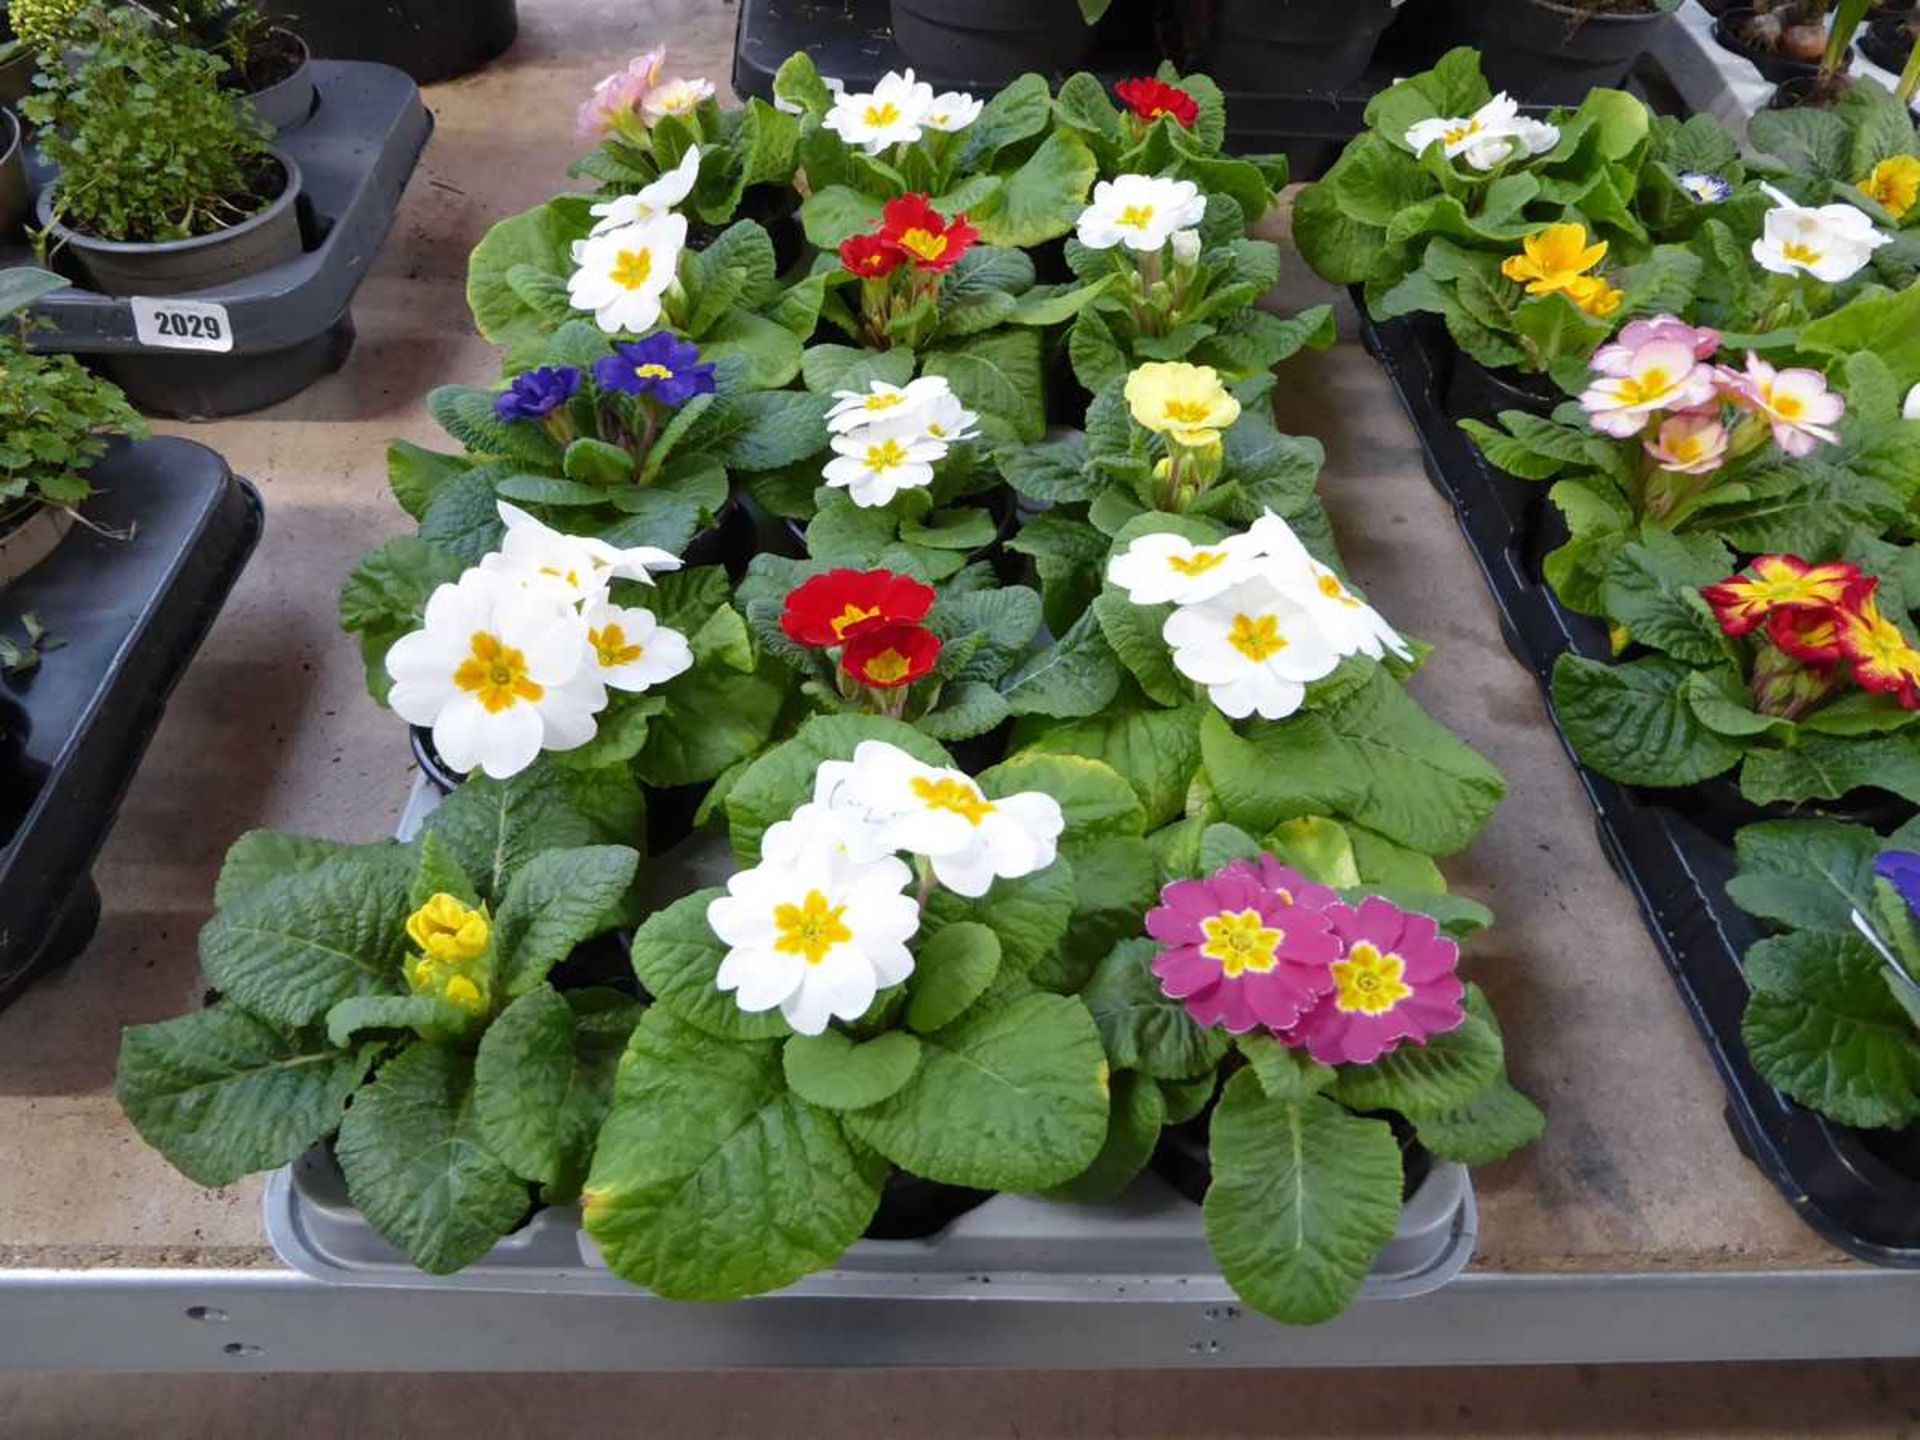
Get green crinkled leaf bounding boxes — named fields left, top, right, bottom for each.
left=1092, top=591, right=1187, bottom=707
left=1000, top=607, right=1124, bottom=719
left=488, top=845, right=638, bottom=997
left=1041, top=836, right=1160, bottom=994
left=782, top=1029, right=923, bottom=1111
left=1412, top=1074, right=1547, bottom=1164
left=422, top=759, right=644, bottom=904
left=1744, top=931, right=1920, bottom=1131
left=1550, top=653, right=1743, bottom=789
left=978, top=752, right=1145, bottom=841
left=1237, top=1033, right=1336, bottom=1101
left=1040, top=1068, right=1166, bottom=1205
left=1201, top=671, right=1507, bottom=855
left=474, top=984, right=630, bottom=1192
left=969, top=130, right=1098, bottom=249
left=1018, top=703, right=1204, bottom=831
left=585, top=1010, right=885, bottom=1300
left=325, top=995, right=468, bottom=1048
left=116, top=1005, right=366, bottom=1189
left=1329, top=1000, right=1504, bottom=1116
left=214, top=832, right=359, bottom=910
left=801, top=343, right=916, bottom=396
left=842, top=991, right=1111, bottom=1190
left=1599, top=531, right=1731, bottom=665
left=335, top=1044, right=531, bottom=1275
left=1201, top=1071, right=1404, bottom=1327
left=1740, top=734, right=1920, bottom=810
left=199, top=847, right=418, bottom=1027
left=632, top=658, right=791, bottom=788
left=906, top=922, right=1002, bottom=1033
left=629, top=887, right=791, bottom=1041
left=924, top=858, right=1077, bottom=978
left=1081, top=937, right=1230, bottom=1081
left=922, top=327, right=1047, bottom=443
left=1726, top=819, right=1883, bottom=934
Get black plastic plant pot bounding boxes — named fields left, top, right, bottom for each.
left=1435, top=0, right=1676, bottom=104
left=693, top=185, right=804, bottom=280
left=0, top=437, right=261, bottom=1012
left=865, top=1170, right=994, bottom=1240
left=11, top=60, right=430, bottom=420
left=1861, top=14, right=1917, bottom=74
left=888, top=0, right=1095, bottom=86
left=1440, top=347, right=1565, bottom=426
left=1695, top=0, right=1740, bottom=16
left=258, top=0, right=516, bottom=85
left=0, top=106, right=23, bottom=242
left=1151, top=1104, right=1434, bottom=1208
left=1712, top=8, right=1827, bottom=84
left=0, top=42, right=30, bottom=110
left=1356, top=294, right=1920, bottom=1266
left=1202, top=0, right=1399, bottom=95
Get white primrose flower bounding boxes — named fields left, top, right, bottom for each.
left=642, top=75, right=715, bottom=123
left=1163, top=575, right=1342, bottom=721
left=1245, top=510, right=1412, bottom=663
left=763, top=800, right=897, bottom=870
left=915, top=382, right=980, bottom=445
left=814, top=740, right=1065, bottom=899
left=1405, top=93, right=1558, bottom=172
left=568, top=212, right=687, bottom=335
left=922, top=89, right=983, bottom=132
left=822, top=69, right=935, bottom=154
left=1075, top=174, right=1208, bottom=253
left=483, top=502, right=680, bottom=605
left=822, top=424, right=946, bottom=507
left=708, top=847, right=920, bottom=1035
left=589, top=145, right=703, bottom=236
left=1106, top=529, right=1257, bottom=607
left=386, top=569, right=607, bottom=780
left=1169, top=228, right=1203, bottom=267
left=826, top=376, right=976, bottom=445
left=1906, top=382, right=1920, bottom=421
left=1751, top=184, right=1893, bottom=283
left=581, top=598, right=693, bottom=692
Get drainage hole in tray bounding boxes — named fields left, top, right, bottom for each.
left=183, top=1306, right=228, bottom=1323
left=222, top=1343, right=266, bottom=1358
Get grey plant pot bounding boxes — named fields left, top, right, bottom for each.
left=243, top=29, right=317, bottom=134
left=35, top=150, right=304, bottom=298
left=0, top=108, right=25, bottom=242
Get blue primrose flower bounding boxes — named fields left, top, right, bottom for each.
left=494, top=366, right=582, bottom=423
left=1678, top=171, right=1732, bottom=205
left=1877, top=852, right=1920, bottom=917
left=592, top=331, right=718, bottom=408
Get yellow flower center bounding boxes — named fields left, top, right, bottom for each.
left=406, top=893, right=490, bottom=964
left=773, top=890, right=852, bottom=966
left=863, top=392, right=906, bottom=412
left=611, top=248, right=654, bottom=290
left=1228, top=613, right=1287, bottom=663
left=864, top=438, right=909, bottom=472
left=631, top=363, right=674, bottom=381
left=1442, top=119, right=1482, bottom=146
left=1612, top=367, right=1673, bottom=408
left=1118, top=203, right=1156, bottom=229
left=538, top=564, right=584, bottom=589
left=1764, top=383, right=1805, bottom=422
left=454, top=632, right=544, bottom=714
left=1168, top=549, right=1228, bottom=577
left=864, top=101, right=901, bottom=128
left=897, top=227, right=949, bottom=263
left=831, top=603, right=881, bottom=639
left=1199, top=909, right=1284, bottom=979
left=861, top=647, right=912, bottom=684
left=910, top=775, right=996, bottom=825
left=1780, top=240, right=1823, bottom=267
left=1161, top=397, right=1214, bottom=425
left=1331, top=942, right=1413, bottom=1016
left=591, top=623, right=644, bottom=669
left=1317, top=572, right=1361, bottom=608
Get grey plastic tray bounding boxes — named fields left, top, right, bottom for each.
left=261, top=771, right=1478, bottom=1306
left=5, top=60, right=432, bottom=416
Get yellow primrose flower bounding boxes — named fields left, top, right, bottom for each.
left=1565, top=273, right=1624, bottom=319
left=1859, top=156, right=1920, bottom=221
left=1500, top=223, right=1609, bottom=296
left=1124, top=362, right=1241, bottom=448
left=405, top=893, right=491, bottom=965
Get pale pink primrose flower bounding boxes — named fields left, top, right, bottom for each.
left=1578, top=337, right=1716, bottom=439
left=1719, top=353, right=1845, bottom=458
left=1591, top=314, right=1720, bottom=376
left=576, top=47, right=667, bottom=141
left=1644, top=412, right=1730, bottom=476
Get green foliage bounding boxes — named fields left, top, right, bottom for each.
left=25, top=7, right=277, bottom=243
left=0, top=328, right=146, bottom=517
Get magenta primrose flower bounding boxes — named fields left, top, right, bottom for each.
left=1147, top=864, right=1340, bottom=1034
left=1285, top=896, right=1467, bottom=1066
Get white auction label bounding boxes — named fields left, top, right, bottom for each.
left=130, top=297, right=235, bottom=353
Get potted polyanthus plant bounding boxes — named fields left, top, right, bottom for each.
left=0, top=269, right=147, bottom=583
left=25, top=6, right=301, bottom=296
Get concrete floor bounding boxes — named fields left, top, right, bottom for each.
left=3, top=0, right=1917, bottom=1429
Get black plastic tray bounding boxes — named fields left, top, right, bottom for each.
left=729, top=0, right=1433, bottom=180
left=4, top=61, right=432, bottom=419
left=0, top=437, right=263, bottom=1010
left=1355, top=295, right=1920, bottom=1266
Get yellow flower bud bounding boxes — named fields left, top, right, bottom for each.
left=441, top=975, right=487, bottom=1014
left=405, top=893, right=490, bottom=965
